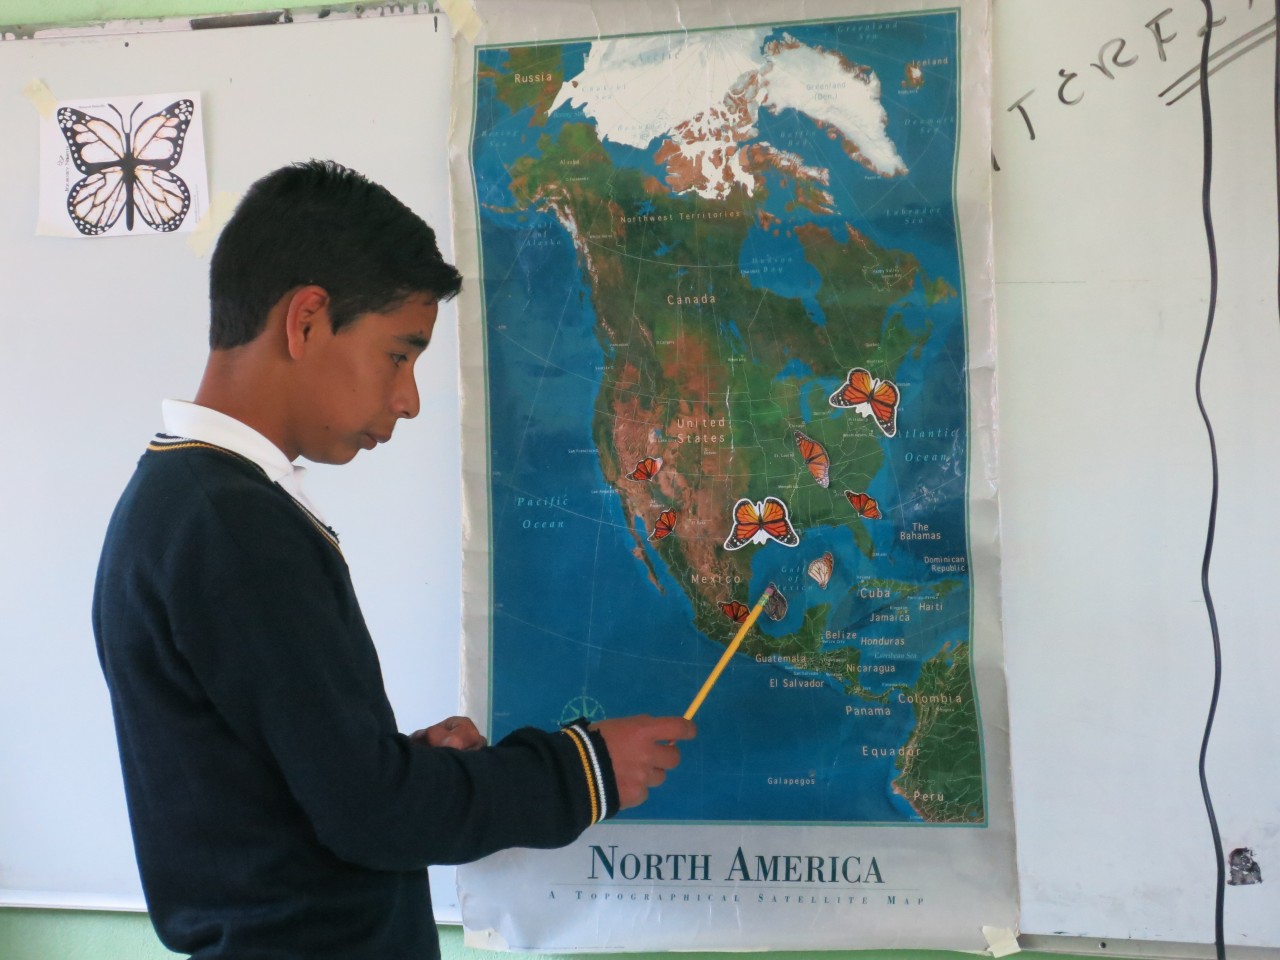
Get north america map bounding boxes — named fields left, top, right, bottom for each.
left=468, top=11, right=984, bottom=825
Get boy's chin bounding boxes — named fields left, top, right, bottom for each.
left=304, top=445, right=362, bottom=467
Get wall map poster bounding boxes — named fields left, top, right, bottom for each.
left=452, top=0, right=1017, bottom=950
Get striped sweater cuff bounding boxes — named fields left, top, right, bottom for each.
left=560, top=720, right=619, bottom=824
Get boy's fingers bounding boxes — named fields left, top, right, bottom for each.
left=656, top=716, right=697, bottom=741
left=653, top=743, right=683, bottom=770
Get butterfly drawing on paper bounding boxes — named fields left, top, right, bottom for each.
left=763, top=583, right=789, bottom=622
left=793, top=430, right=830, bottom=488
left=648, top=509, right=677, bottom=542
left=56, top=99, right=194, bottom=235
left=845, top=490, right=882, bottom=520
left=723, top=496, right=800, bottom=550
left=719, top=599, right=750, bottom=624
left=828, top=367, right=900, bottom=438
left=627, top=456, right=662, bottom=482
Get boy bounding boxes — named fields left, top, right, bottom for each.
left=93, top=160, right=695, bottom=960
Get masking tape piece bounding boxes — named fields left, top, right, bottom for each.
left=983, top=925, right=1021, bottom=958
left=439, top=0, right=484, bottom=41
left=463, top=927, right=510, bottom=951
left=23, top=78, right=57, bottom=119
left=186, top=191, right=241, bottom=257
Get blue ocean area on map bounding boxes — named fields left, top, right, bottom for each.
left=474, top=12, right=976, bottom=823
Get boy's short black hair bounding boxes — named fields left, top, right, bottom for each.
left=209, top=160, right=462, bottom=349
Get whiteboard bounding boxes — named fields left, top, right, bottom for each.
left=994, top=0, right=1280, bottom=949
left=0, top=11, right=465, bottom=918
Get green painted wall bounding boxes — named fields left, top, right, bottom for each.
left=0, top=908, right=1095, bottom=960
left=0, top=2, right=1077, bottom=958
left=3, top=0, right=273, bottom=28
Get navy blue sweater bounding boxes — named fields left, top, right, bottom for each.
left=93, top=438, right=617, bottom=959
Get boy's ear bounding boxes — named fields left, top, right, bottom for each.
left=283, top=286, right=332, bottom=360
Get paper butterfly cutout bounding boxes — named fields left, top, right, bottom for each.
left=627, top=456, right=662, bottom=482
left=648, top=509, right=677, bottom=541
left=828, top=367, right=899, bottom=438
left=57, top=99, right=194, bottom=235
left=763, top=583, right=789, bottom=622
left=845, top=490, right=882, bottom=520
left=723, top=496, right=800, bottom=550
left=793, top=430, right=830, bottom=488
left=807, top=551, right=834, bottom=589
left=719, top=599, right=750, bottom=623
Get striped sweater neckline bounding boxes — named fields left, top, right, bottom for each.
left=147, top=433, right=342, bottom=554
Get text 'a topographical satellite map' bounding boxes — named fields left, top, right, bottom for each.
left=469, top=11, right=987, bottom=826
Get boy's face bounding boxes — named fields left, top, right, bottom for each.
left=294, top=293, right=438, bottom=465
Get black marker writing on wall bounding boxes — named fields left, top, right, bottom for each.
left=996, top=0, right=1271, bottom=168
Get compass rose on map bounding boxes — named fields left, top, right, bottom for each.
left=558, top=694, right=607, bottom=727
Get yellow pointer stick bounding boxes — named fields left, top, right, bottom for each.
left=683, top=586, right=775, bottom=721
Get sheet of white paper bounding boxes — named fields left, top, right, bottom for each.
left=37, top=90, right=208, bottom=239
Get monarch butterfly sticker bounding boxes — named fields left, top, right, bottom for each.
left=52, top=98, right=199, bottom=236
left=845, top=490, right=882, bottom=520
left=719, top=599, right=750, bottom=623
left=807, top=551, right=834, bottom=589
left=828, top=367, right=900, bottom=438
left=793, top=430, right=830, bottom=488
left=648, top=509, right=677, bottom=541
left=627, top=456, right=662, bottom=482
left=723, top=496, right=800, bottom=550
left=763, top=583, right=789, bottom=622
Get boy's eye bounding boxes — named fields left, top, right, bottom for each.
left=391, top=353, right=409, bottom=366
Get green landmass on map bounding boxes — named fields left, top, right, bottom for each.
left=482, top=45, right=564, bottom=125
left=892, top=641, right=984, bottom=821
left=924, top=275, right=958, bottom=306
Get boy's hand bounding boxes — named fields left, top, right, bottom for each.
left=410, top=716, right=488, bottom=751
left=592, top=715, right=696, bottom=809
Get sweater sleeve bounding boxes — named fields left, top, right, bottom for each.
left=161, top=461, right=617, bottom=872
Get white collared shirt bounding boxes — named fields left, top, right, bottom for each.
left=161, top=399, right=328, bottom=524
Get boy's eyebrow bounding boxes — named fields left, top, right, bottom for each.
left=397, top=332, right=432, bottom=351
